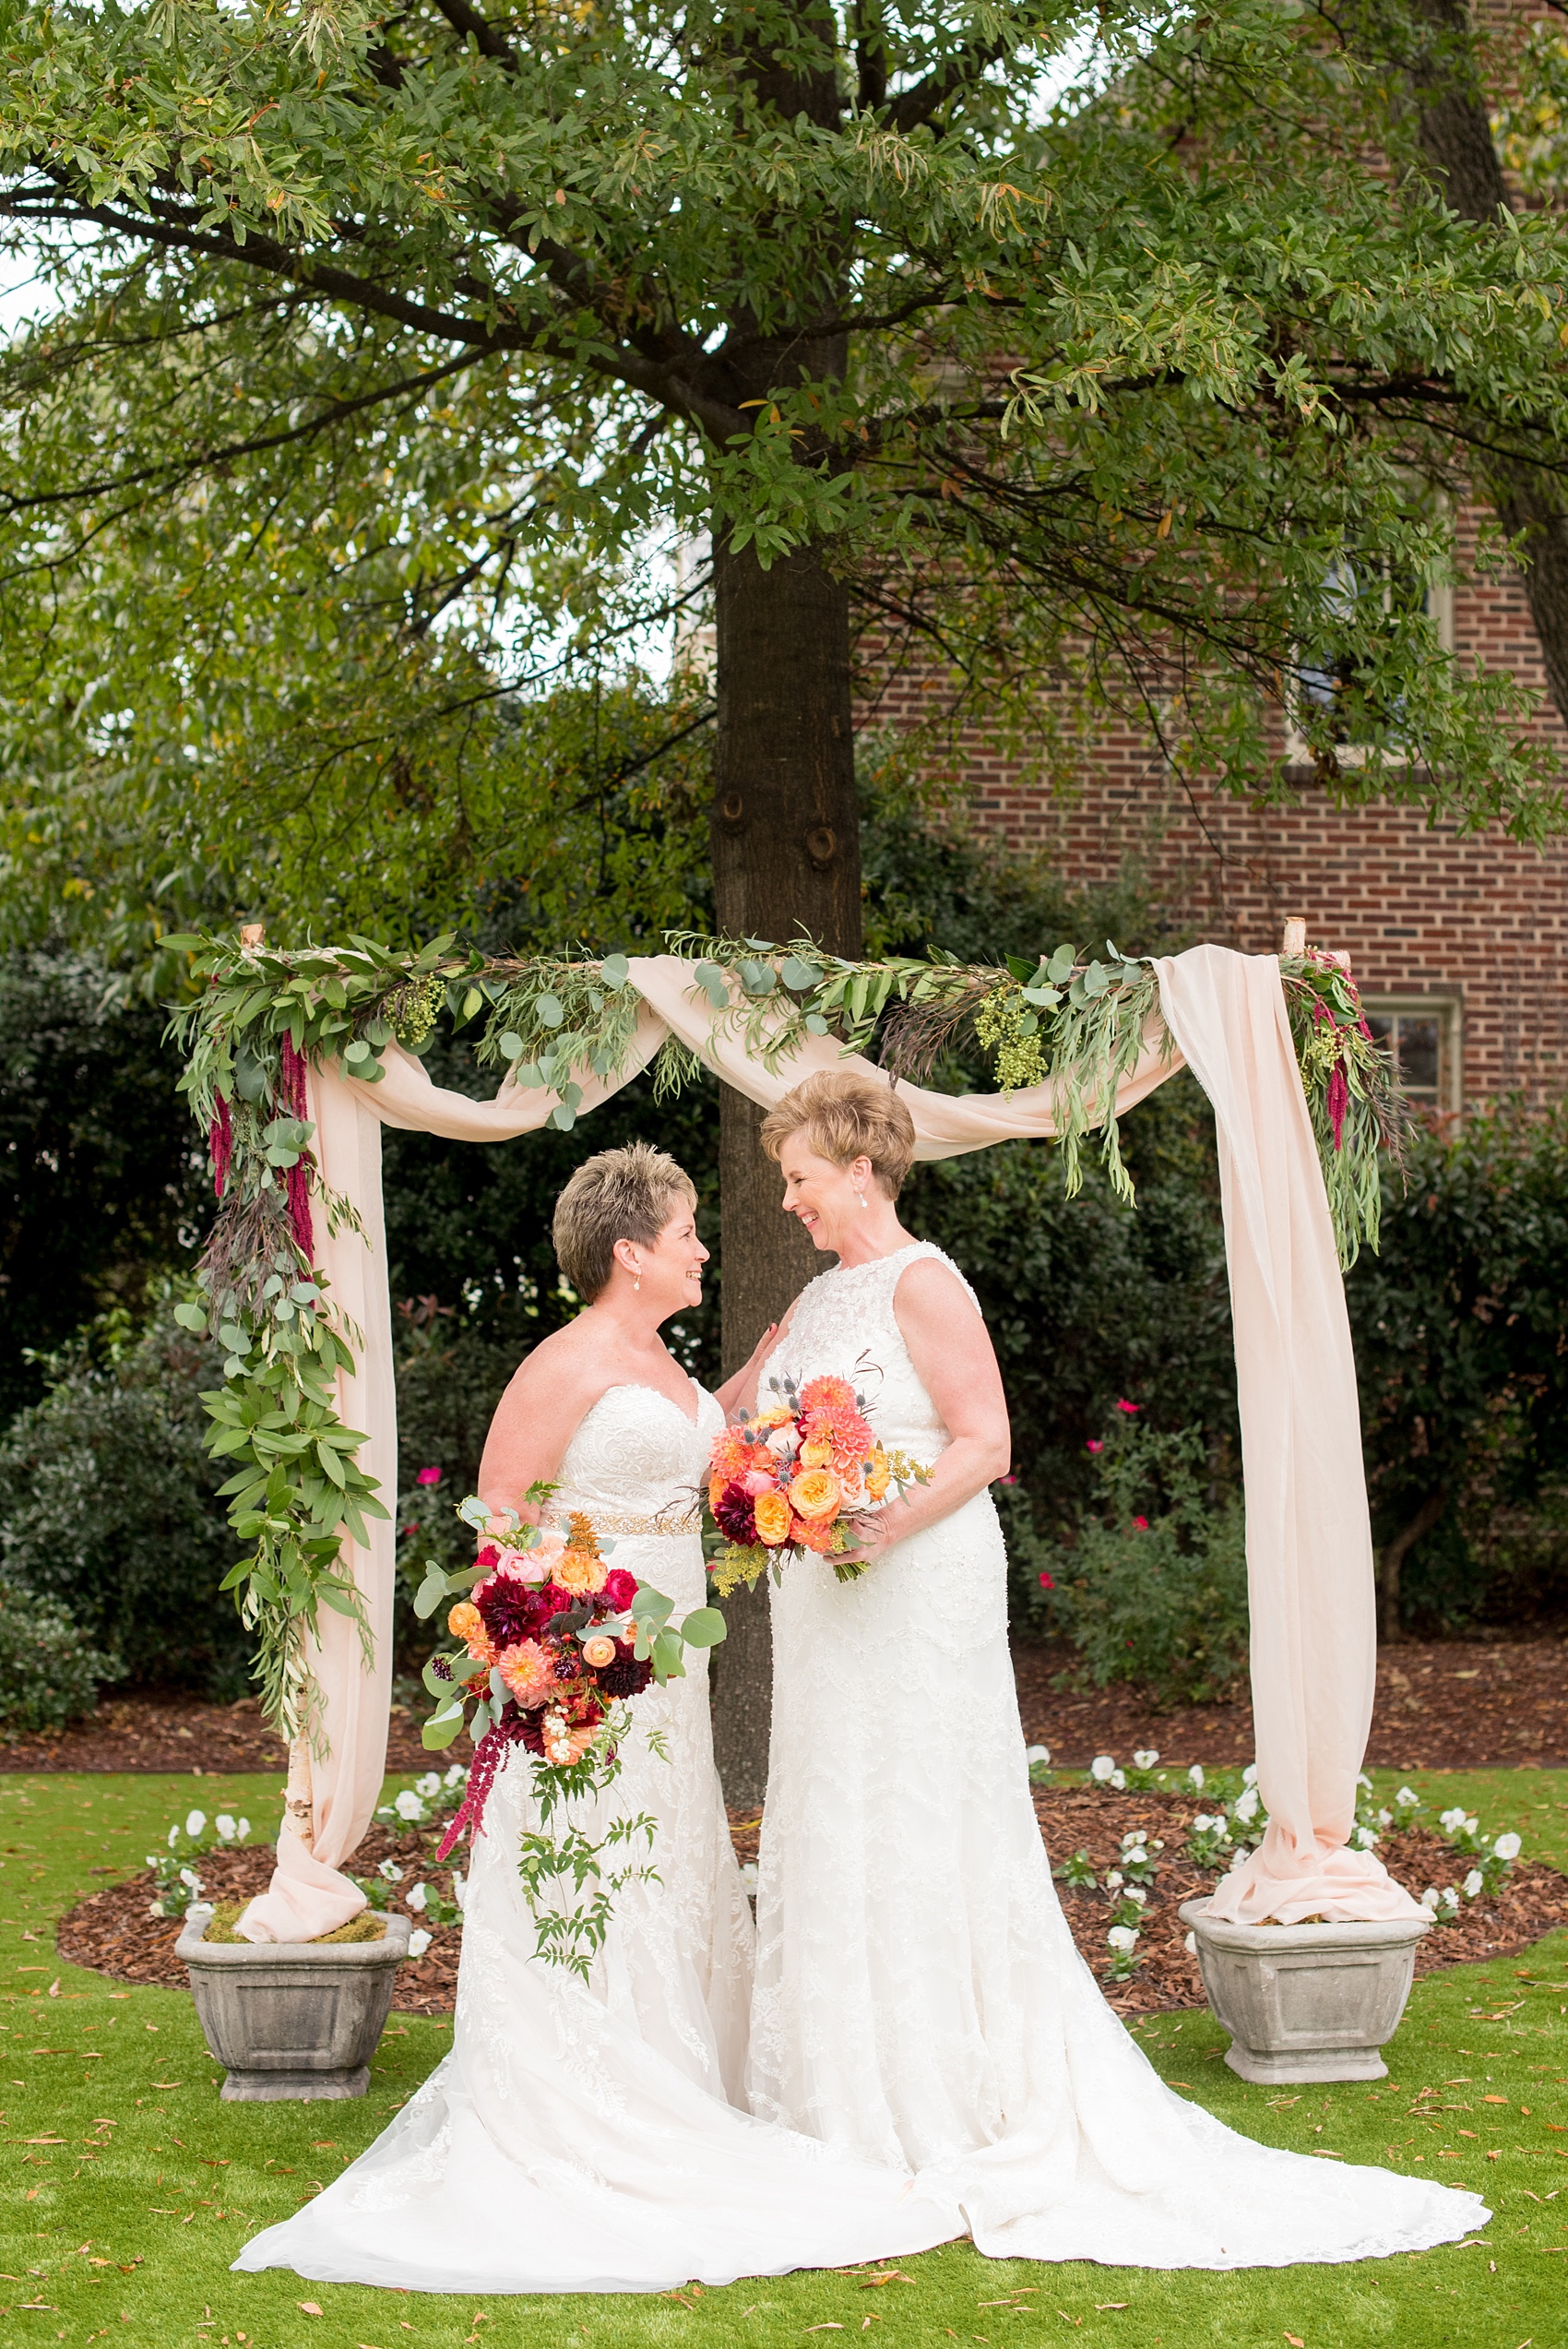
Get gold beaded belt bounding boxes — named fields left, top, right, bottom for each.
left=552, top=1507, right=702, bottom=1538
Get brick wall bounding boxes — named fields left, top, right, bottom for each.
left=862, top=514, right=1568, bottom=1108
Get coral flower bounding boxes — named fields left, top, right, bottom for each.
left=866, top=1448, right=892, bottom=1500
left=541, top=1711, right=599, bottom=1766
left=791, top=1513, right=837, bottom=1555
left=447, top=1599, right=484, bottom=1644
left=789, top=1465, right=842, bottom=1521
left=753, top=1487, right=793, bottom=1546
left=554, top=1546, right=609, bottom=1596
left=581, top=1634, right=618, bottom=1670
left=799, top=1435, right=835, bottom=1469
left=799, top=1374, right=857, bottom=1413
left=497, top=1640, right=557, bottom=1708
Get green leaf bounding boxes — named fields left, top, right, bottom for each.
left=677, top=1605, right=727, bottom=1649
left=422, top=1708, right=468, bottom=1751
left=1048, top=946, right=1077, bottom=984
left=498, top=1031, right=525, bottom=1060
left=600, top=953, right=630, bottom=989
left=414, top=1569, right=448, bottom=1621
left=804, top=1012, right=830, bottom=1036
left=536, top=994, right=564, bottom=1027
left=172, top=1301, right=208, bottom=1332
left=780, top=956, right=821, bottom=992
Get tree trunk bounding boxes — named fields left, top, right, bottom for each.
left=1406, top=0, right=1568, bottom=725
left=1375, top=1486, right=1447, bottom=1642
left=706, top=532, right=862, bottom=1806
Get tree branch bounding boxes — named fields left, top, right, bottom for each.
left=885, top=38, right=1008, bottom=133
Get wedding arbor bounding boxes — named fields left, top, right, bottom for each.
left=170, top=929, right=1420, bottom=1945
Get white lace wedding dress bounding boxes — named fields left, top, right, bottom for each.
left=748, top=1243, right=1490, bottom=2268
left=234, top=1381, right=954, bottom=2294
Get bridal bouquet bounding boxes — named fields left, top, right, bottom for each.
left=706, top=1374, right=929, bottom=1594
left=413, top=1490, right=724, bottom=1973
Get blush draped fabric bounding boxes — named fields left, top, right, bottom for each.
left=237, top=945, right=1416, bottom=1943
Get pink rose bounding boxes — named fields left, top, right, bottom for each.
left=1133, top=1515, right=1148, bottom=1531
left=1116, top=1399, right=1140, bottom=1415
left=416, top=1466, right=443, bottom=1486
left=1086, top=1439, right=1103, bottom=1453
left=742, top=1469, right=778, bottom=1497
left=493, top=1544, right=550, bottom=1587
left=1039, top=1570, right=1055, bottom=1590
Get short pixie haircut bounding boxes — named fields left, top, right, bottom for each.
left=759, top=1068, right=917, bottom=1199
left=552, top=1141, right=697, bottom=1300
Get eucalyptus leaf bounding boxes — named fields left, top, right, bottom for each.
left=536, top=994, right=564, bottom=1027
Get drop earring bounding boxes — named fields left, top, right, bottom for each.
left=857, top=1186, right=867, bottom=1210
left=634, top=1268, right=642, bottom=1291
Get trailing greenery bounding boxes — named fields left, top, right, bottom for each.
left=1030, top=1413, right=1251, bottom=1708
left=0, top=1568, right=118, bottom=1738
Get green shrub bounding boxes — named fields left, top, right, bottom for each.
left=1035, top=1414, right=1249, bottom=1706
left=0, top=1313, right=246, bottom=1692
left=0, top=1571, right=118, bottom=1736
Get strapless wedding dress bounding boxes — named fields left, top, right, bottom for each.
left=233, top=1378, right=955, bottom=2294
left=749, top=1243, right=1490, bottom=2268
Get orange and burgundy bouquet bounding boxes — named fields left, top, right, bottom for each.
left=706, top=1373, right=929, bottom=1594
left=413, top=1492, right=724, bottom=1970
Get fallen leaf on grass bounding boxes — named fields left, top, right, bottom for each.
left=1285, top=2335, right=1305, bottom=2346
left=297, top=2303, right=323, bottom=2318
left=861, top=2273, right=912, bottom=2287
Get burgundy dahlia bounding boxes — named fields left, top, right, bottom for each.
left=593, top=1648, right=654, bottom=1700
left=476, top=1574, right=540, bottom=1649
left=713, top=1478, right=758, bottom=1546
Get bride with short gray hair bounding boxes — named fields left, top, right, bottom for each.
left=234, top=1139, right=955, bottom=2295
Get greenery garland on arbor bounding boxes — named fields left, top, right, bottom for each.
left=166, top=926, right=1405, bottom=1746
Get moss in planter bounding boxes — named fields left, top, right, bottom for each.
left=200, top=1900, right=386, bottom=1946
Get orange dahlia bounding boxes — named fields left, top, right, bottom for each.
left=753, top=1487, right=793, bottom=1545
left=791, top=1512, right=838, bottom=1554
left=799, top=1375, right=857, bottom=1413
left=789, top=1465, right=842, bottom=1521
left=497, top=1639, right=556, bottom=1707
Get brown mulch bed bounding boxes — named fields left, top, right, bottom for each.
left=54, top=1788, right=1568, bottom=2023
left=56, top=1818, right=461, bottom=2019
left=1032, top=1785, right=1568, bottom=2015
left=0, top=1693, right=431, bottom=1777
left=1013, top=1631, right=1568, bottom=1771
left=6, top=1633, right=1566, bottom=1778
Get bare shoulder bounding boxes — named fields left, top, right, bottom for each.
left=494, top=1318, right=613, bottom=1417
left=893, top=1252, right=983, bottom=1325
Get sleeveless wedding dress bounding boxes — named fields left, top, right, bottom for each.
left=233, top=1378, right=955, bottom=2294
left=749, top=1243, right=1490, bottom=2268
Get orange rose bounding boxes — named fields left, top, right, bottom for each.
left=866, top=1449, right=892, bottom=1501
left=554, top=1546, right=608, bottom=1596
left=581, top=1634, right=617, bottom=1669
left=789, top=1466, right=842, bottom=1521
left=448, top=1599, right=483, bottom=1642
left=753, top=1487, right=793, bottom=1546
left=799, top=1435, right=835, bottom=1469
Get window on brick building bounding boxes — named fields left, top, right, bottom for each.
left=1361, top=995, right=1462, bottom=1115
left=1287, top=536, right=1455, bottom=768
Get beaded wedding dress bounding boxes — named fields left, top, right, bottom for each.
left=234, top=1380, right=954, bottom=2294
left=749, top=1242, right=1490, bottom=2268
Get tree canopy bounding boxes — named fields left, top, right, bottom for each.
left=1, top=0, right=1566, bottom=987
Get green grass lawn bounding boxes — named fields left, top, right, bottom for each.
left=1, top=1767, right=1565, bottom=2349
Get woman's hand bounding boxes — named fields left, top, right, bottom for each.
left=830, top=1508, right=899, bottom=1571
left=714, top=1313, right=788, bottom=1419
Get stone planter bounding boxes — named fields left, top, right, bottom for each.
left=1179, top=1896, right=1431, bottom=2084
left=177, top=1905, right=411, bottom=2102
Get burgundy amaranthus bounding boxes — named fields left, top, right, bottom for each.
left=436, top=1711, right=530, bottom=1860
left=208, top=1092, right=232, bottom=1201
left=279, top=1032, right=315, bottom=1259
